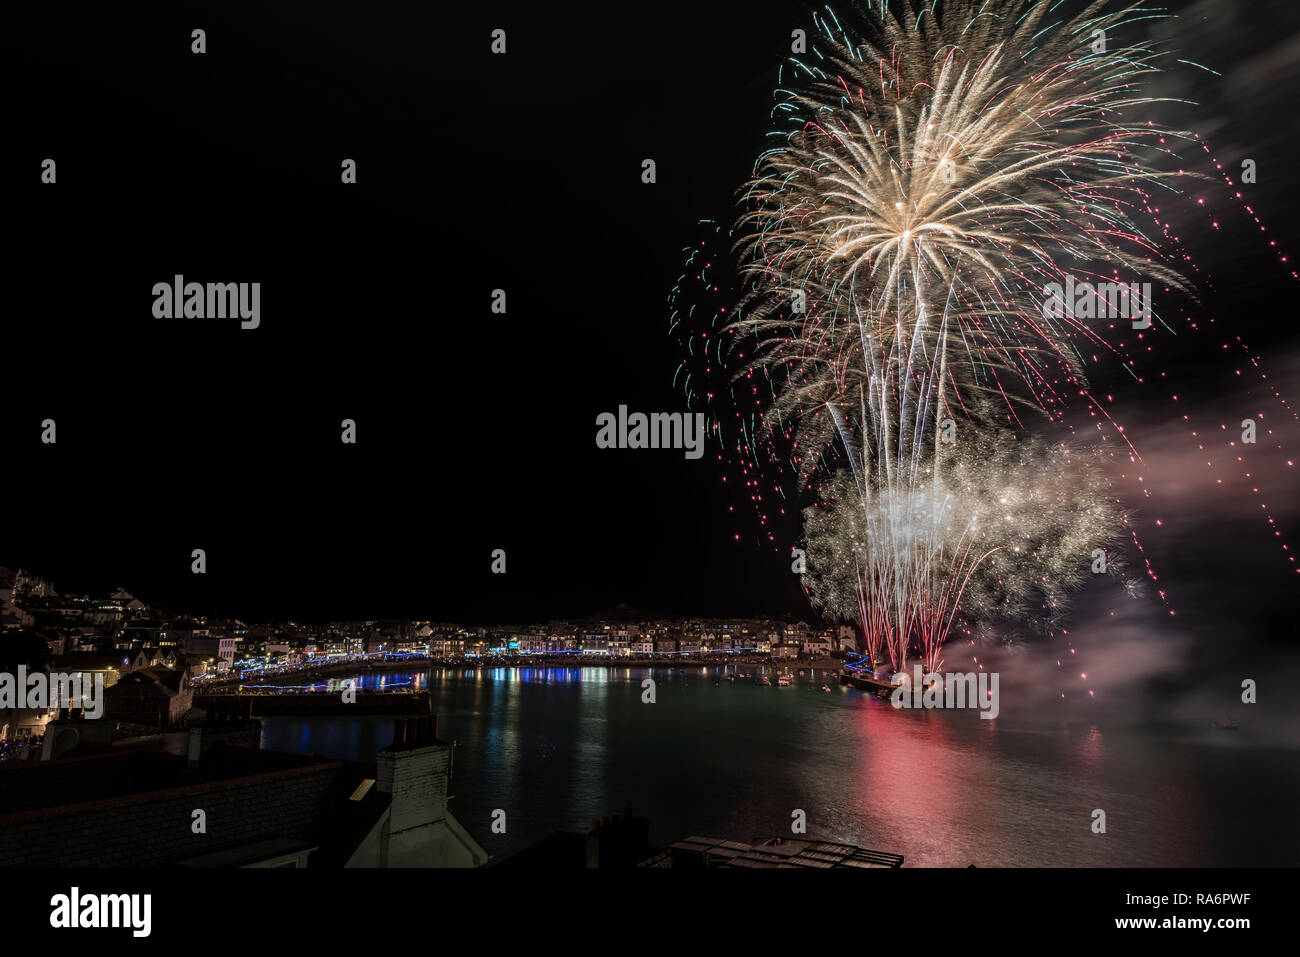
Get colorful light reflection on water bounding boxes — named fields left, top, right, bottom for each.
left=258, top=665, right=1299, bottom=866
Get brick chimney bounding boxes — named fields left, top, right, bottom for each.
left=376, top=716, right=450, bottom=836
left=348, top=714, right=486, bottom=867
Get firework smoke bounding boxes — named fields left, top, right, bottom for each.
left=803, top=423, right=1134, bottom=672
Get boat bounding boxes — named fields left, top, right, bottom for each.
left=777, top=675, right=792, bottom=686
left=821, top=685, right=832, bottom=692
left=838, top=668, right=901, bottom=697
left=760, top=676, right=772, bottom=686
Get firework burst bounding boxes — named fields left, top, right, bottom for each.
left=713, top=0, right=1204, bottom=670
left=730, top=0, right=1198, bottom=472
left=673, top=0, right=1300, bottom=690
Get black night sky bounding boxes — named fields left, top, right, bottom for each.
left=5, top=0, right=1298, bottom=650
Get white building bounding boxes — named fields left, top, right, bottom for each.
left=837, top=624, right=859, bottom=652
left=803, top=637, right=832, bottom=656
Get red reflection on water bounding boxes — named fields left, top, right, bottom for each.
left=848, top=696, right=1008, bottom=866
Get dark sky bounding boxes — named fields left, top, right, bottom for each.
left=5, top=0, right=1298, bottom=638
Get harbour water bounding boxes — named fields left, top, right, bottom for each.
left=258, top=665, right=1300, bottom=866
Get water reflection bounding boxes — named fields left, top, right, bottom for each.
left=257, top=664, right=1298, bottom=866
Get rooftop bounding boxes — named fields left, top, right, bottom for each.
left=647, top=836, right=903, bottom=868
left=0, top=741, right=336, bottom=817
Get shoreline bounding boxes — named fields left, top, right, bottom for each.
left=204, top=654, right=848, bottom=688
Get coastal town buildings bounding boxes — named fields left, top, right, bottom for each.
left=2, top=564, right=854, bottom=753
